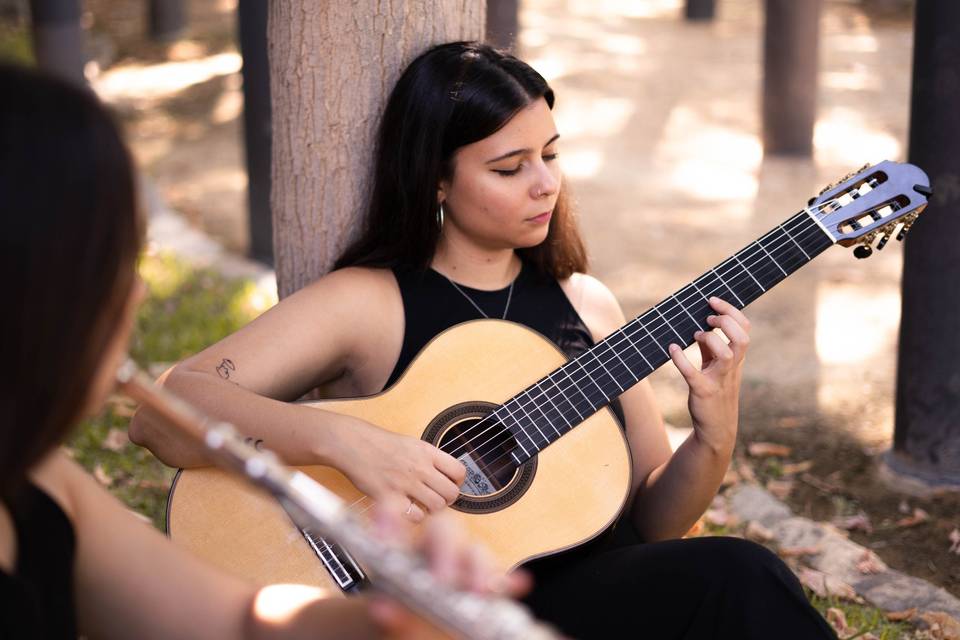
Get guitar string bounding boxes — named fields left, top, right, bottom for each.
left=435, top=205, right=832, bottom=467
left=343, top=196, right=848, bottom=516
left=344, top=214, right=825, bottom=520
left=346, top=188, right=894, bottom=514
left=435, top=194, right=887, bottom=481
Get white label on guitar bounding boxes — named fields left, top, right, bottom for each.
left=458, top=454, right=495, bottom=496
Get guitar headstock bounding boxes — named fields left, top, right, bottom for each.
left=807, top=160, right=932, bottom=258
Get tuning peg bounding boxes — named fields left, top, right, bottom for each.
left=854, top=244, right=873, bottom=259
left=876, top=233, right=891, bottom=251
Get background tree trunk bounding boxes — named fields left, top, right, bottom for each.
left=268, top=2, right=486, bottom=299
left=761, top=0, right=821, bottom=156
left=888, top=0, right=960, bottom=487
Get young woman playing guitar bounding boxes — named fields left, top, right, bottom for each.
left=131, top=43, right=837, bottom=638
left=0, top=63, right=519, bottom=639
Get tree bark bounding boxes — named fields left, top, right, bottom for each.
left=762, top=0, right=821, bottom=156
left=889, top=0, right=960, bottom=486
left=268, top=2, right=486, bottom=299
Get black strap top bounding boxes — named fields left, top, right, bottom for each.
left=0, top=483, right=77, bottom=639
left=386, top=261, right=625, bottom=425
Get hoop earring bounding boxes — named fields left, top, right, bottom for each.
left=437, top=202, right=445, bottom=228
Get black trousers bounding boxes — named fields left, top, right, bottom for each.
left=521, top=525, right=837, bottom=640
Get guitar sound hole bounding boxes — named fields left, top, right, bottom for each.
left=438, top=417, right=519, bottom=498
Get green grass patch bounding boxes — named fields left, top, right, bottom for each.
left=807, top=592, right=915, bottom=639
left=65, top=251, right=266, bottom=530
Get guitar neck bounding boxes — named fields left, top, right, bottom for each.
left=500, top=210, right=834, bottom=462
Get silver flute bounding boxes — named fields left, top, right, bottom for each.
left=115, top=359, right=558, bottom=640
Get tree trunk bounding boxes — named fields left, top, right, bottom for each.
left=268, top=2, right=486, bottom=299
left=762, top=0, right=821, bottom=156
left=238, top=0, right=272, bottom=265
left=486, top=0, right=518, bottom=51
left=888, top=0, right=960, bottom=487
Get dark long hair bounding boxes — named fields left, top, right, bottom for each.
left=0, top=65, right=143, bottom=496
left=335, top=41, right=587, bottom=277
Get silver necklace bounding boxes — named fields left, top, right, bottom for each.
left=444, top=275, right=515, bottom=320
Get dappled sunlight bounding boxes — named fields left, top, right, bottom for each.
left=564, top=0, right=682, bottom=20
left=655, top=105, right=761, bottom=203
left=560, top=149, right=604, bottom=178
left=815, top=282, right=901, bottom=366
left=814, top=107, right=902, bottom=167
left=554, top=96, right=635, bottom=138
left=822, top=64, right=881, bottom=92
left=93, top=52, right=242, bottom=103
left=828, top=33, right=880, bottom=54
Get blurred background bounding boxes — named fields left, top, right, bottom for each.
left=2, top=1, right=957, bottom=636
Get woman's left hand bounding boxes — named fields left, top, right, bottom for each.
left=668, top=296, right=751, bottom=457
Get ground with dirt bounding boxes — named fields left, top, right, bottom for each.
left=74, top=0, right=958, bottom=598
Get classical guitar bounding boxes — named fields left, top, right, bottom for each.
left=166, top=161, right=931, bottom=593
left=117, top=361, right=558, bottom=640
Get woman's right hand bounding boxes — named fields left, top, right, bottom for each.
left=330, top=417, right=466, bottom=522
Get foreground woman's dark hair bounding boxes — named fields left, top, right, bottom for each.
left=0, top=65, right=143, bottom=496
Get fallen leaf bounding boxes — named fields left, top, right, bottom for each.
left=918, top=611, right=960, bottom=640
left=855, top=549, right=888, bottom=575
left=797, top=567, right=859, bottom=601
left=748, top=442, right=792, bottom=458
left=744, top=520, right=774, bottom=543
left=766, top=479, right=795, bottom=500
left=800, top=472, right=843, bottom=494
left=93, top=464, right=112, bottom=487
left=778, top=545, right=822, bottom=558
left=898, top=499, right=911, bottom=514
left=896, top=508, right=930, bottom=528
left=860, top=634, right=879, bottom=640
left=685, top=519, right=704, bottom=537
left=827, top=607, right=852, bottom=638
left=833, top=513, right=873, bottom=535
left=949, top=528, right=960, bottom=555
left=737, top=459, right=758, bottom=484
left=886, top=607, right=918, bottom=622
left=781, top=460, right=814, bottom=476
left=102, top=428, right=128, bottom=452
left=776, top=416, right=803, bottom=429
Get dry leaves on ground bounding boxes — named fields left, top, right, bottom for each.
left=747, top=442, right=792, bottom=458
left=744, top=520, right=774, bottom=543
left=886, top=607, right=918, bottom=622
left=896, top=508, right=930, bottom=528
left=833, top=512, right=874, bottom=535
left=781, top=460, right=814, bottom=476
left=778, top=545, right=822, bottom=558
left=797, top=567, right=860, bottom=601
left=918, top=611, right=960, bottom=640
left=766, top=479, right=794, bottom=500
left=855, top=549, right=888, bottom=575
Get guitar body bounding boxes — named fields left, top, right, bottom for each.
left=168, top=320, right=632, bottom=587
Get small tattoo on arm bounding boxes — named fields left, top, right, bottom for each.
left=216, top=358, right=236, bottom=380
left=243, top=436, right=265, bottom=451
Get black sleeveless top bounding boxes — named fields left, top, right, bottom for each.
left=386, top=261, right=625, bottom=425
left=0, top=483, right=77, bottom=639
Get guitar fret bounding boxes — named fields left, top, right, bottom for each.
left=619, top=324, right=654, bottom=372
left=710, top=266, right=744, bottom=307
left=755, top=240, right=788, bottom=276
left=653, top=304, right=684, bottom=342
left=494, top=208, right=837, bottom=462
left=779, top=222, right=811, bottom=260
left=732, top=253, right=765, bottom=292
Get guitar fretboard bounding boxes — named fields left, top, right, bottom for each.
left=498, top=210, right=834, bottom=464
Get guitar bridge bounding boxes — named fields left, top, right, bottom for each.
left=300, top=529, right=368, bottom=593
